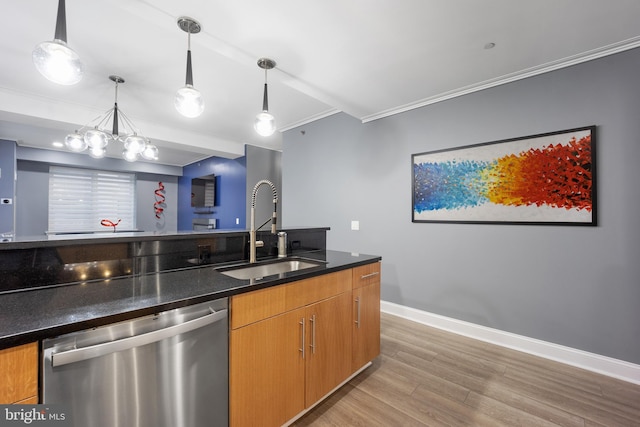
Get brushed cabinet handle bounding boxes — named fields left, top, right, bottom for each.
left=310, top=314, right=316, bottom=354
left=355, top=297, right=361, bottom=329
left=360, top=271, right=380, bottom=279
left=299, top=317, right=305, bottom=359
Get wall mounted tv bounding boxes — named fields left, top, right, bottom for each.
left=191, top=174, right=216, bottom=208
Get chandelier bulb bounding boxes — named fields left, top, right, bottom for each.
left=88, top=146, right=106, bottom=159
left=141, top=144, right=159, bottom=161
left=64, top=132, right=87, bottom=152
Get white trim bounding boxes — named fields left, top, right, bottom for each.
left=279, top=108, right=342, bottom=132
left=362, top=36, right=640, bottom=123
left=381, top=300, right=640, bottom=385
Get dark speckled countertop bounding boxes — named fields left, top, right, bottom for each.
left=0, top=249, right=380, bottom=349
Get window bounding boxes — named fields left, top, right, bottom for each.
left=48, top=166, right=136, bottom=233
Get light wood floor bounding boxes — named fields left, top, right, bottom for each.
left=293, top=312, right=640, bottom=427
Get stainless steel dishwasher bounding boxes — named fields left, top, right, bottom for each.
left=42, top=298, right=228, bottom=427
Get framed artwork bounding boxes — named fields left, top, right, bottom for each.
left=412, top=126, right=596, bottom=225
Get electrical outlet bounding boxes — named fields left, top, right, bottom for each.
left=351, top=220, right=360, bottom=230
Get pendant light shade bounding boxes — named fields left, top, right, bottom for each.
left=175, top=17, right=204, bottom=118
left=254, top=111, right=276, bottom=137
left=175, top=85, right=205, bottom=118
left=32, top=0, right=83, bottom=85
left=254, top=58, right=276, bottom=137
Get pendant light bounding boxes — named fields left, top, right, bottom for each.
left=32, top=0, right=83, bottom=85
left=175, top=17, right=204, bottom=118
left=254, top=58, right=276, bottom=137
left=64, top=75, right=158, bottom=162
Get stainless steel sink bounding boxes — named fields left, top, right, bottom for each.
left=217, top=257, right=326, bottom=280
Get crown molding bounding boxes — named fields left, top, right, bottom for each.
left=362, top=36, right=640, bottom=123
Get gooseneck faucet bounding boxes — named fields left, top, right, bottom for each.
left=250, top=179, right=278, bottom=263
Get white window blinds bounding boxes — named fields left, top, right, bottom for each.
left=48, top=166, right=136, bottom=233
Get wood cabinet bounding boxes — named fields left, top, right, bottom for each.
left=229, top=262, right=381, bottom=427
left=0, top=342, right=39, bottom=404
left=230, top=307, right=306, bottom=427
left=352, top=262, right=381, bottom=370
left=304, top=291, right=352, bottom=405
left=230, top=269, right=353, bottom=427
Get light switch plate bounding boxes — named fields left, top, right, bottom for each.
left=351, top=220, right=359, bottom=231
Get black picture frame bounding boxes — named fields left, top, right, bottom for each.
left=412, top=126, right=596, bottom=225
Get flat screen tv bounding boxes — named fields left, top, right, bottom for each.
left=191, top=174, right=216, bottom=208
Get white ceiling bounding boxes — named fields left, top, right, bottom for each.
left=1, top=0, right=639, bottom=166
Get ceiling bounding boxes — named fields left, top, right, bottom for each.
left=1, top=1, right=639, bottom=166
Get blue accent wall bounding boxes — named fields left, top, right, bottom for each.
left=179, top=156, right=247, bottom=231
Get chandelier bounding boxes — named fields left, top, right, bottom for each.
left=64, top=75, right=158, bottom=161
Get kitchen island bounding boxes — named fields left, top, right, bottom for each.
left=0, top=248, right=379, bottom=348
left=0, top=228, right=381, bottom=427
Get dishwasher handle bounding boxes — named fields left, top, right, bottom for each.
left=51, top=307, right=228, bottom=368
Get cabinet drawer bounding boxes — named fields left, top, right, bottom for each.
left=231, top=269, right=352, bottom=329
left=0, top=342, right=38, bottom=404
left=352, top=262, right=381, bottom=289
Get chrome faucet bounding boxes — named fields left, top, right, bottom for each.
left=250, top=179, right=278, bottom=263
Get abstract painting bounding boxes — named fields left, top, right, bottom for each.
left=412, top=126, right=596, bottom=225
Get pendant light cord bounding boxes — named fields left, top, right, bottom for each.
left=185, top=27, right=194, bottom=86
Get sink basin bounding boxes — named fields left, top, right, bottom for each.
left=217, top=257, right=326, bottom=280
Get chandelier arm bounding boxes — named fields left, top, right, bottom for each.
left=117, top=109, right=143, bottom=137
left=73, top=109, right=108, bottom=134
left=93, top=108, right=115, bottom=131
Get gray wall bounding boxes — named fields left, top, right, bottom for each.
left=135, top=174, right=178, bottom=233
left=15, top=150, right=180, bottom=236
left=282, top=48, right=640, bottom=364
left=0, top=140, right=16, bottom=236
left=245, top=145, right=282, bottom=231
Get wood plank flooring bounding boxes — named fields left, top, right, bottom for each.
left=293, top=312, right=640, bottom=427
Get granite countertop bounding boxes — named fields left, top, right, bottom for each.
left=0, top=249, right=380, bottom=350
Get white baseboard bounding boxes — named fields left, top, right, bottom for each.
left=381, top=300, right=640, bottom=385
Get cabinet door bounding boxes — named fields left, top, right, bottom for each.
left=352, top=281, right=381, bottom=370
left=230, top=308, right=306, bottom=427
left=0, top=342, right=38, bottom=404
left=305, top=292, right=352, bottom=406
